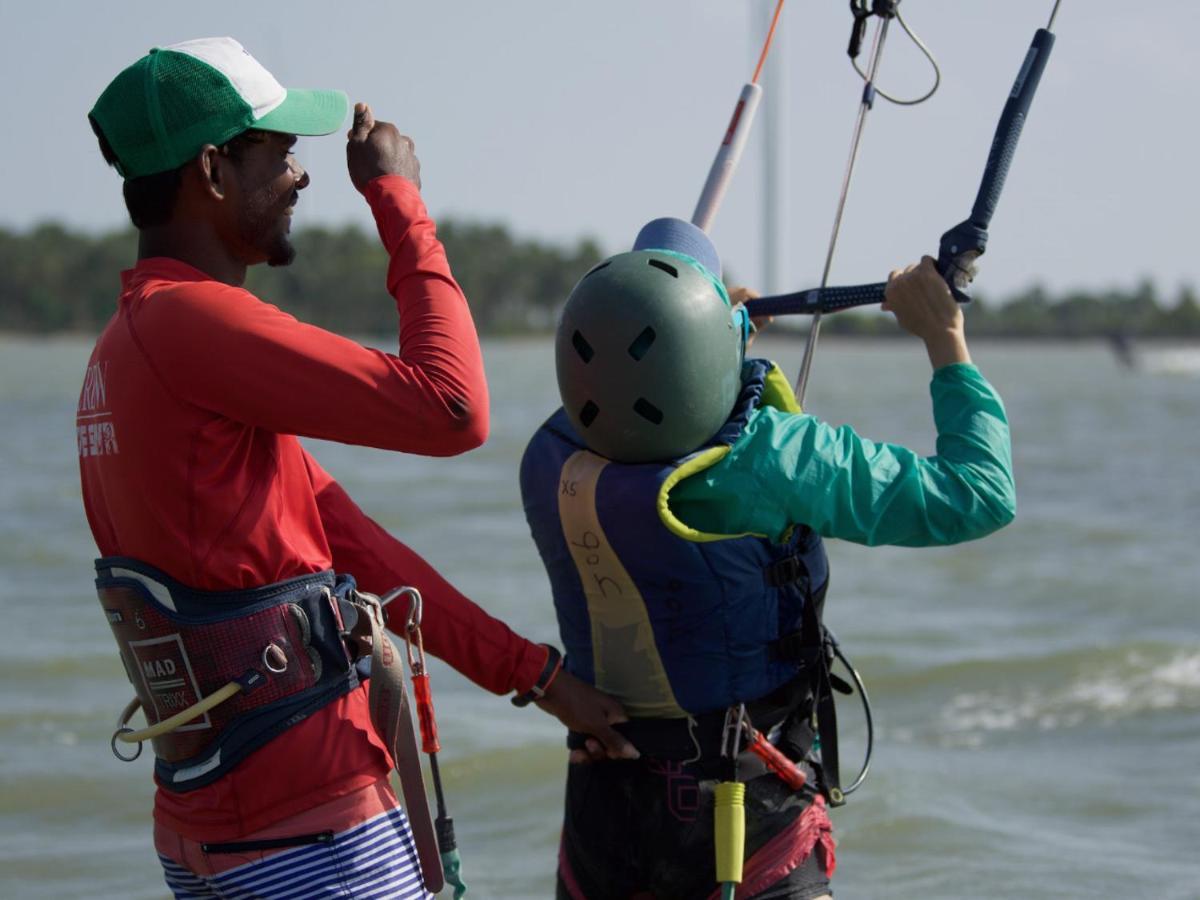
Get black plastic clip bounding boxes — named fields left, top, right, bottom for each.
left=234, top=669, right=268, bottom=694
left=848, top=0, right=900, bottom=59
left=765, top=554, right=810, bottom=589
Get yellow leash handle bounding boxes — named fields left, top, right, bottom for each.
left=714, top=780, right=746, bottom=885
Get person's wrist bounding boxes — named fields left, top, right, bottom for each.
left=511, top=644, right=563, bottom=707
left=923, top=328, right=970, bottom=369
left=361, top=173, right=420, bottom=198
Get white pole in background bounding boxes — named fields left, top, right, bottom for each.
left=691, top=0, right=787, bottom=233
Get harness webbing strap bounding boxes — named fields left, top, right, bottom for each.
left=349, top=594, right=445, bottom=894
left=765, top=556, right=847, bottom=807
left=811, top=652, right=844, bottom=806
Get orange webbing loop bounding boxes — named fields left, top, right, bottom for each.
left=405, top=626, right=441, bottom=755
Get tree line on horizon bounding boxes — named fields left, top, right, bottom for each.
left=3, top=220, right=1198, bottom=339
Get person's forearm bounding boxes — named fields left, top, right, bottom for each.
left=924, top=329, right=972, bottom=369
left=366, top=175, right=489, bottom=445
left=307, top=454, right=544, bottom=694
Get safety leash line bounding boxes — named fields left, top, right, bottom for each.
left=356, top=589, right=447, bottom=895
left=793, top=7, right=895, bottom=405
left=394, top=586, right=470, bottom=900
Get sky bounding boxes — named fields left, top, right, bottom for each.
left=0, top=0, right=1196, bottom=302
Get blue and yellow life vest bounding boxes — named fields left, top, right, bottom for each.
left=520, top=359, right=829, bottom=718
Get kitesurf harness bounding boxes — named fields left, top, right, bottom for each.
left=97, top=557, right=357, bottom=788
left=567, top=573, right=872, bottom=809
left=96, top=557, right=457, bottom=895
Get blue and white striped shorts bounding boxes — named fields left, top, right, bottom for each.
left=159, top=805, right=433, bottom=899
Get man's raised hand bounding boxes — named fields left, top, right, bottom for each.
left=346, top=102, right=422, bottom=193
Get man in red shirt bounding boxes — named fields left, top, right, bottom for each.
left=81, top=37, right=633, bottom=899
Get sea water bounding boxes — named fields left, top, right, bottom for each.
left=1, top=334, right=1197, bottom=899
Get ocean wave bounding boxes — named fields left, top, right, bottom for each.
left=1142, top=346, right=1200, bottom=378
left=932, top=646, right=1200, bottom=746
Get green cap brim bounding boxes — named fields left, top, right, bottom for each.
left=254, top=88, right=349, bottom=136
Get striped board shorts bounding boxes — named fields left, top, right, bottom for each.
left=155, top=779, right=433, bottom=899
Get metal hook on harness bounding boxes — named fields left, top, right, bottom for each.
left=380, top=585, right=423, bottom=632
left=722, top=704, right=811, bottom=793
left=719, top=704, right=748, bottom=761
left=379, top=586, right=429, bottom=676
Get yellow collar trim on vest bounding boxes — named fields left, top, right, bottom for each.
left=760, top=362, right=803, bottom=414
left=656, top=362, right=801, bottom=543
left=658, top=445, right=765, bottom=543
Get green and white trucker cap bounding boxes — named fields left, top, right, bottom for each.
left=90, top=37, right=349, bottom=179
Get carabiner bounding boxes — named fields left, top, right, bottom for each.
left=719, top=703, right=749, bottom=760
left=380, top=585, right=423, bottom=632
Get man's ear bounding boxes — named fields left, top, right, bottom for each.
left=195, top=144, right=228, bottom=200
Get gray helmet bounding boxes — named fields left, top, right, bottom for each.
left=555, top=249, right=746, bottom=463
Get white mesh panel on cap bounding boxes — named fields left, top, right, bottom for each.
left=164, top=36, right=287, bottom=119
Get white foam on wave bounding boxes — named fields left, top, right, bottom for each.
left=1153, top=651, right=1200, bottom=687
left=1141, top=347, right=1200, bottom=377
left=935, top=647, right=1200, bottom=746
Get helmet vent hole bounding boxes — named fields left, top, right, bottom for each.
left=633, top=398, right=663, bottom=425
left=572, top=330, right=594, bottom=363
left=627, top=327, right=656, bottom=361
left=579, top=401, right=599, bottom=427
left=648, top=259, right=678, bottom=278
left=583, top=260, right=612, bottom=278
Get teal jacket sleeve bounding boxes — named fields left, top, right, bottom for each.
left=670, top=363, right=1016, bottom=547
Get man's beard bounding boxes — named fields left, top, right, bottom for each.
left=241, top=191, right=297, bottom=267
left=265, top=235, right=296, bottom=267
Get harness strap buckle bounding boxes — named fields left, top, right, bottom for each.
left=770, top=630, right=822, bottom=665
left=765, top=554, right=810, bottom=589
left=339, top=588, right=389, bottom=663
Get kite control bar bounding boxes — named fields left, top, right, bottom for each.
left=746, top=5, right=1060, bottom=319
left=936, top=20, right=1057, bottom=293
left=746, top=279, right=969, bottom=317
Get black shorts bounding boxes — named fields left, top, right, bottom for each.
left=556, top=753, right=834, bottom=900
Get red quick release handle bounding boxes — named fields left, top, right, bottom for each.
left=412, top=673, right=440, bottom=754
left=747, top=729, right=807, bottom=791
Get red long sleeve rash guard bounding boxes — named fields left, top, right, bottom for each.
left=77, top=176, right=546, bottom=839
